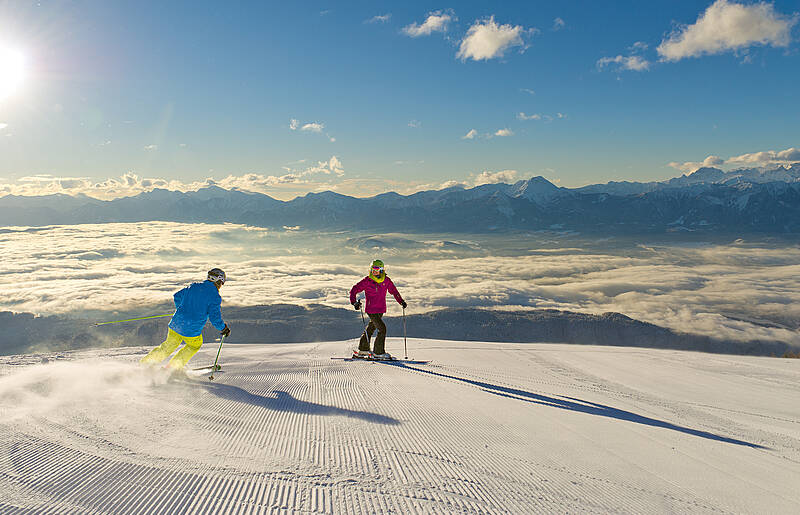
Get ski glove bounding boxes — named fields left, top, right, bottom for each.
left=220, top=324, right=231, bottom=337
left=353, top=300, right=362, bottom=311
left=401, top=301, right=407, bottom=309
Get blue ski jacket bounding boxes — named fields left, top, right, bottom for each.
left=168, top=280, right=226, bottom=337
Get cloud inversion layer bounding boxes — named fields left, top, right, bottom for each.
left=2, top=223, right=799, bottom=347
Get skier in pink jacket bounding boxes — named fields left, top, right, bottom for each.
left=349, top=259, right=406, bottom=360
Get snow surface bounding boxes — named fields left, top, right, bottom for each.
left=1, top=338, right=799, bottom=513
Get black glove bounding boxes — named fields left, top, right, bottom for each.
left=353, top=300, right=362, bottom=310
left=220, top=324, right=231, bottom=337
left=401, top=301, right=407, bottom=309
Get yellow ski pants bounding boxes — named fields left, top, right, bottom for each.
left=140, top=328, right=203, bottom=370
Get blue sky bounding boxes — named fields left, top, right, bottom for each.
left=0, top=0, right=798, bottom=199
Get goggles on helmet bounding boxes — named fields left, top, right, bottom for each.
left=207, top=268, right=226, bottom=284
left=371, top=266, right=384, bottom=274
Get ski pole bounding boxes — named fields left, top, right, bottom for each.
left=359, top=304, right=371, bottom=344
left=403, top=306, right=408, bottom=359
left=209, top=335, right=226, bottom=381
left=93, top=313, right=172, bottom=326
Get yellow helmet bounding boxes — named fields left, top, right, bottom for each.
left=369, top=260, right=385, bottom=283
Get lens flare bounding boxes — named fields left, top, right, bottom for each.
left=0, top=47, right=26, bottom=101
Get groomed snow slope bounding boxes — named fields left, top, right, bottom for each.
left=1, top=339, right=799, bottom=513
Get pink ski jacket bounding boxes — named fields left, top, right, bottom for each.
left=349, top=275, right=405, bottom=314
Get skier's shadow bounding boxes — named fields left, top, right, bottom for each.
left=195, top=381, right=400, bottom=425
left=385, top=362, right=767, bottom=449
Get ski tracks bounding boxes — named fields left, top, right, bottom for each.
left=1, top=342, right=799, bottom=513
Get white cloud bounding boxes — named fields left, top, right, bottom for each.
left=520, top=88, right=535, bottom=95
left=290, top=118, right=333, bottom=140
left=326, top=155, right=344, bottom=175
left=366, top=14, right=391, bottom=24
left=408, top=120, right=421, bottom=128
left=208, top=158, right=346, bottom=195
left=726, top=147, right=800, bottom=167
left=18, top=174, right=83, bottom=185
left=0, top=123, right=7, bottom=130
left=463, top=126, right=522, bottom=139
left=403, top=11, right=453, bottom=37
left=218, top=156, right=345, bottom=191
left=553, top=17, right=565, bottom=31
left=6, top=173, right=163, bottom=199
left=517, top=112, right=542, bottom=121
left=143, top=144, right=158, bottom=151
left=474, top=169, right=518, bottom=185
left=669, top=147, right=800, bottom=173
left=300, top=122, right=324, bottom=133
left=597, top=54, right=650, bottom=71
left=457, top=16, right=529, bottom=61
left=657, top=0, right=796, bottom=61
left=438, top=180, right=467, bottom=189
left=668, top=155, right=726, bottom=173
left=0, top=167, right=459, bottom=203
left=0, top=156, right=347, bottom=201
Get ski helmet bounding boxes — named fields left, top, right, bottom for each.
left=369, top=260, right=385, bottom=283
left=207, top=268, right=226, bottom=284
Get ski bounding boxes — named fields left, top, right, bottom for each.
left=331, top=357, right=430, bottom=364
left=191, top=364, right=222, bottom=372
left=373, top=359, right=430, bottom=365
left=185, top=368, right=225, bottom=379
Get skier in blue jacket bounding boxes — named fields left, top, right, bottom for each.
left=140, top=268, right=231, bottom=370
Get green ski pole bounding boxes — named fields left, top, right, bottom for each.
left=209, top=335, right=226, bottom=381
left=94, top=314, right=172, bottom=326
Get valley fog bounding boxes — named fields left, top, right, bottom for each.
left=2, top=222, right=799, bottom=345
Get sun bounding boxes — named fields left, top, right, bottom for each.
left=0, top=47, right=26, bottom=101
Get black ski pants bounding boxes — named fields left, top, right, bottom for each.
left=359, top=313, right=387, bottom=354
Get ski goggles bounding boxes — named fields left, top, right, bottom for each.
left=207, top=269, right=226, bottom=284
left=371, top=266, right=384, bottom=274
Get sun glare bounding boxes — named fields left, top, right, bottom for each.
left=0, top=47, right=26, bottom=101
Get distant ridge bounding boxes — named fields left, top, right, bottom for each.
left=0, top=305, right=792, bottom=357
left=2, top=164, right=800, bottom=233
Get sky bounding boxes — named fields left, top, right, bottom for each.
left=0, top=0, right=798, bottom=200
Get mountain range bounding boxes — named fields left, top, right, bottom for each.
left=2, top=164, right=800, bottom=233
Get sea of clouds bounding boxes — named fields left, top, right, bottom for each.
left=2, top=222, right=799, bottom=346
